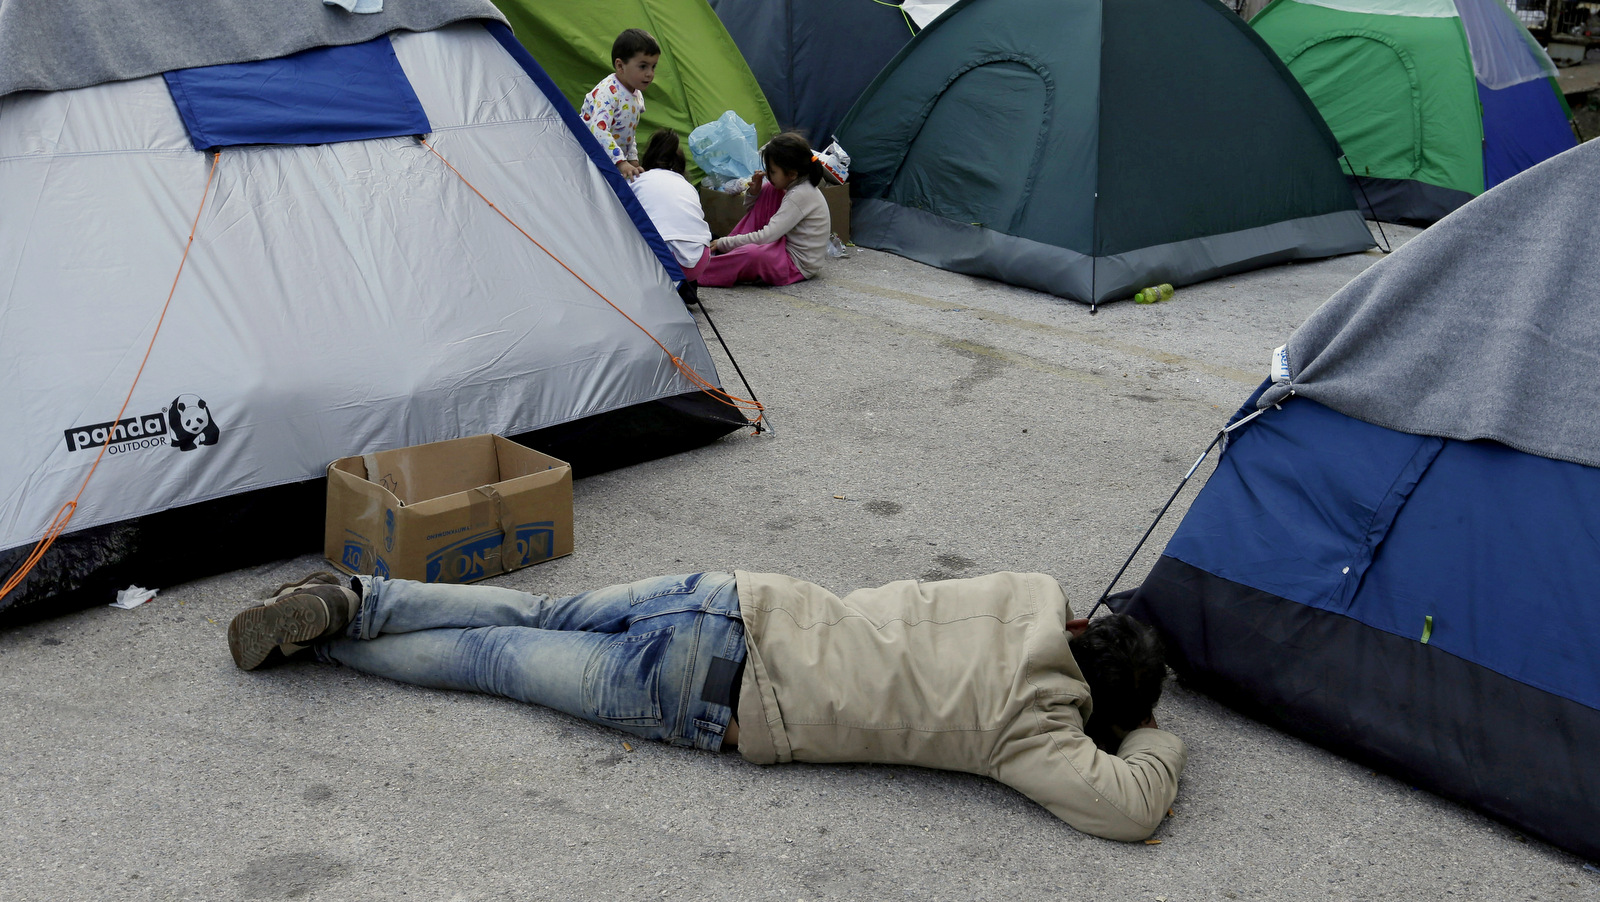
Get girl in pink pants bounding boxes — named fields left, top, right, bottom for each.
left=686, top=132, right=832, bottom=288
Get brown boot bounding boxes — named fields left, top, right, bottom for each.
left=228, top=582, right=361, bottom=671
left=264, top=570, right=346, bottom=598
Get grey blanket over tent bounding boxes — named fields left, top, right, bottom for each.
left=1260, top=140, right=1600, bottom=469
left=0, top=0, right=504, bottom=97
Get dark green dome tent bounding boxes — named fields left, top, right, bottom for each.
left=838, top=0, right=1376, bottom=307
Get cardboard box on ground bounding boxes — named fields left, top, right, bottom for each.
left=325, top=434, right=573, bottom=584
left=697, top=184, right=851, bottom=244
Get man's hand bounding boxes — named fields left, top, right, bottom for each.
left=1113, top=715, right=1160, bottom=742
left=619, top=160, right=642, bottom=180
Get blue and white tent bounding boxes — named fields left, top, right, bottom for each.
left=0, top=0, right=744, bottom=624
left=1118, top=139, right=1600, bottom=859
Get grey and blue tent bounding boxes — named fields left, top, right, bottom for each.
left=1117, top=139, right=1600, bottom=859
left=707, top=0, right=915, bottom=145
left=837, top=0, right=1376, bottom=306
left=0, top=0, right=747, bottom=624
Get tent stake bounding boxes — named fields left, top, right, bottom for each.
left=1341, top=156, right=1393, bottom=254
left=694, top=295, right=770, bottom=435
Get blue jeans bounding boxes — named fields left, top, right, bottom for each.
left=316, top=571, right=745, bottom=751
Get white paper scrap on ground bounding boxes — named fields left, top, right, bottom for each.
left=111, top=586, right=158, bottom=609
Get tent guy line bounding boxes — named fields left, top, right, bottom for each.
left=1089, top=403, right=1272, bottom=618
left=418, top=135, right=767, bottom=430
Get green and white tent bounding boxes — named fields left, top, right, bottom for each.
left=838, top=0, right=1375, bottom=308
left=491, top=0, right=778, bottom=178
left=1252, top=0, right=1577, bottom=224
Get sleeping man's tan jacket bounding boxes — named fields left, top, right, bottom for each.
left=732, top=570, right=1186, bottom=842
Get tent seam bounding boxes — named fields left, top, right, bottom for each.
left=1282, top=30, right=1426, bottom=177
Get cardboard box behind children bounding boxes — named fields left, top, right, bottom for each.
left=325, top=434, right=573, bottom=584
left=697, top=184, right=851, bottom=244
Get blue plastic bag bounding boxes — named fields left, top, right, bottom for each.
left=688, top=111, right=762, bottom=184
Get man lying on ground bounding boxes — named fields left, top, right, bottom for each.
left=227, top=569, right=1185, bottom=841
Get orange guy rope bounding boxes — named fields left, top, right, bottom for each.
left=417, top=137, right=765, bottom=427
left=1, top=151, right=221, bottom=602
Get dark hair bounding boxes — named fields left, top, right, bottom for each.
left=762, top=132, right=824, bottom=187
left=612, top=29, right=660, bottom=65
left=641, top=129, right=685, bottom=174
left=1069, top=614, right=1167, bottom=752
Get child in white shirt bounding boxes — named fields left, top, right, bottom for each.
left=580, top=29, right=658, bottom=180
left=630, top=129, right=713, bottom=304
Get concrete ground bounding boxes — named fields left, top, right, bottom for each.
left=5, top=231, right=1599, bottom=901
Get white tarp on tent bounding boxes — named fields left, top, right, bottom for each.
left=0, top=23, right=717, bottom=550
left=901, top=0, right=959, bottom=27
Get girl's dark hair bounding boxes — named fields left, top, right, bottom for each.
left=762, top=132, right=824, bottom=187
left=641, top=129, right=685, bottom=174
left=612, top=28, right=660, bottom=64
left=1068, top=614, right=1168, bottom=752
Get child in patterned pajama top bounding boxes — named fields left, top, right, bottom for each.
left=580, top=29, right=659, bottom=181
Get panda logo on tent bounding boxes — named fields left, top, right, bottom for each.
left=167, top=394, right=220, bottom=451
